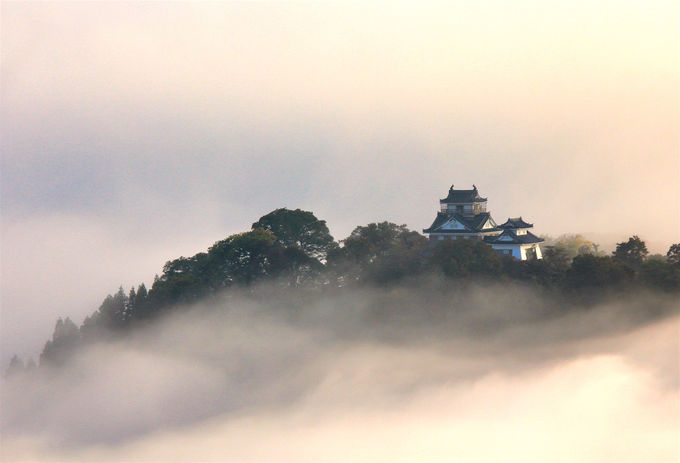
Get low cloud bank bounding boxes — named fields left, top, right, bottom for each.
left=2, top=283, right=678, bottom=462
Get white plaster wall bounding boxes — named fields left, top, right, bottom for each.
left=490, top=244, right=522, bottom=259
left=519, top=246, right=527, bottom=260
left=519, top=244, right=544, bottom=260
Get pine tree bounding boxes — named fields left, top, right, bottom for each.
left=40, top=317, right=80, bottom=366
left=125, top=287, right=137, bottom=321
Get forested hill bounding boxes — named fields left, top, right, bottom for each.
left=6, top=208, right=680, bottom=375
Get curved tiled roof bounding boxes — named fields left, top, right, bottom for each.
left=423, top=212, right=448, bottom=232
left=499, top=217, right=534, bottom=229
left=440, top=185, right=487, bottom=203
left=483, top=230, right=544, bottom=244
left=423, top=212, right=501, bottom=234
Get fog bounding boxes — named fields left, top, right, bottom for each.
left=1, top=4, right=678, bottom=457
left=2, top=1, right=679, bottom=366
left=2, top=283, right=678, bottom=462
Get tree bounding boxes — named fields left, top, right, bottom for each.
left=566, top=254, right=634, bottom=289
left=327, top=222, right=428, bottom=284
left=208, top=229, right=281, bottom=287
left=640, top=258, right=680, bottom=291
left=252, top=208, right=338, bottom=261
left=364, top=230, right=429, bottom=284
left=667, top=243, right=680, bottom=266
left=340, top=222, right=411, bottom=265
left=613, top=235, right=648, bottom=266
left=80, top=288, right=129, bottom=338
left=150, top=273, right=208, bottom=308
left=427, top=239, right=502, bottom=278
left=528, top=245, right=571, bottom=287
left=40, top=317, right=81, bottom=366
left=277, top=245, right=325, bottom=288
left=544, top=234, right=600, bottom=260
left=150, top=253, right=214, bottom=307
left=542, top=246, right=571, bottom=274
left=125, top=287, right=137, bottom=320
left=133, top=283, right=150, bottom=319
left=100, top=287, right=128, bottom=328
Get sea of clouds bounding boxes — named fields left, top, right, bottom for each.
left=2, top=282, right=678, bottom=462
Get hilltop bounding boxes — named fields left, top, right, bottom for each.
left=5, top=207, right=680, bottom=374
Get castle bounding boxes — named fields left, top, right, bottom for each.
left=423, top=185, right=543, bottom=260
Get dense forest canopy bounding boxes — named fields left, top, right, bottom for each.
left=5, top=208, right=680, bottom=374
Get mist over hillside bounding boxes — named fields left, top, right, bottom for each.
left=3, top=2, right=678, bottom=460
left=2, top=281, right=678, bottom=462
left=3, top=209, right=679, bottom=461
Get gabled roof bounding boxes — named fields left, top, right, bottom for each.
left=424, top=212, right=501, bottom=234
left=499, top=217, right=534, bottom=229
left=483, top=230, right=544, bottom=244
left=440, top=185, right=487, bottom=203
left=423, top=212, right=451, bottom=233
left=468, top=212, right=495, bottom=230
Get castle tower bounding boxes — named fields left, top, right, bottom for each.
left=439, top=184, right=487, bottom=216
left=423, top=184, right=543, bottom=260
left=423, top=185, right=501, bottom=242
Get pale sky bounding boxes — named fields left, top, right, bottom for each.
left=2, top=1, right=679, bottom=362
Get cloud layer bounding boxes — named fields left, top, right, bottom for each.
left=2, top=283, right=678, bottom=462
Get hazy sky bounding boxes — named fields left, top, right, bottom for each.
left=1, top=1, right=679, bottom=362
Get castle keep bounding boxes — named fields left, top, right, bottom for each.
left=423, top=185, right=543, bottom=260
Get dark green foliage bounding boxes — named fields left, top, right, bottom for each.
left=150, top=272, right=211, bottom=308
left=150, top=253, right=215, bottom=308
left=277, top=245, right=325, bottom=287
left=533, top=246, right=571, bottom=284
left=427, top=239, right=502, bottom=278
left=40, top=317, right=80, bottom=366
left=95, top=288, right=128, bottom=327
left=341, top=222, right=412, bottom=264
left=667, top=243, right=680, bottom=266
left=542, top=246, right=571, bottom=273
left=566, top=255, right=634, bottom=289
left=31, top=208, right=678, bottom=370
left=252, top=208, right=338, bottom=261
left=146, top=224, right=329, bottom=309
left=327, top=222, right=428, bottom=285
left=207, top=229, right=281, bottom=286
left=80, top=288, right=129, bottom=340
left=500, top=246, right=573, bottom=287
left=133, top=283, right=150, bottom=318
left=366, top=229, right=428, bottom=284
left=613, top=235, right=648, bottom=266
left=640, top=259, right=680, bottom=291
